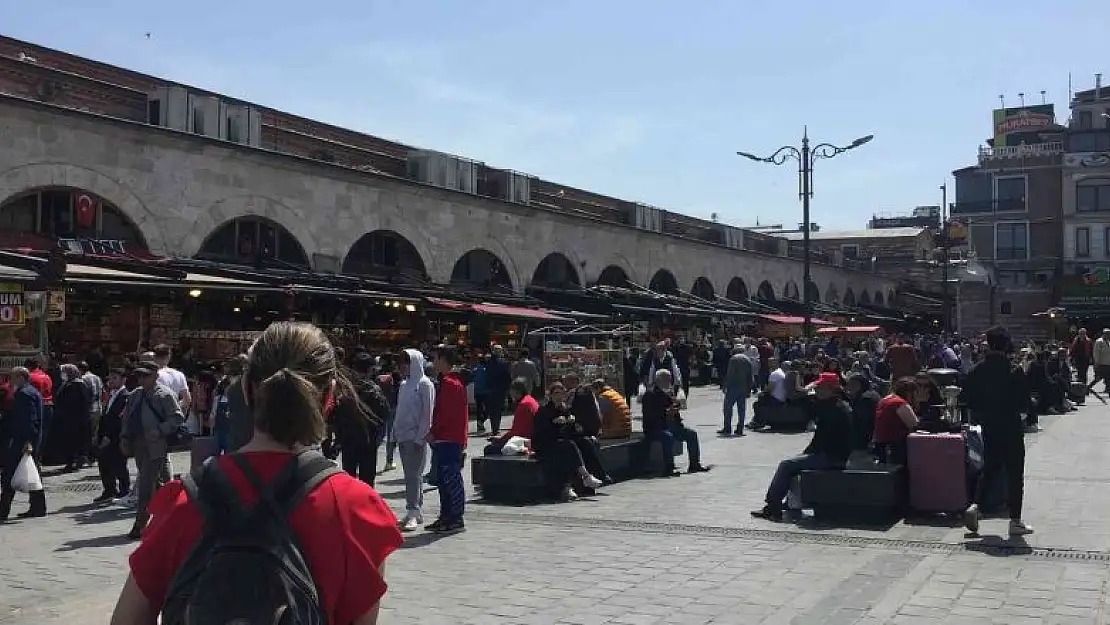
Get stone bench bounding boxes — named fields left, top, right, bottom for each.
left=798, top=464, right=907, bottom=523
left=472, top=433, right=666, bottom=504
left=754, top=402, right=811, bottom=431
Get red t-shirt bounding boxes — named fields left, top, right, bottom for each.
left=430, top=372, right=469, bottom=446
left=498, top=395, right=538, bottom=443
left=129, top=451, right=403, bottom=624
left=874, top=395, right=912, bottom=444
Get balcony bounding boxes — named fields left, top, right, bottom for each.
left=978, top=142, right=1064, bottom=164
left=949, top=198, right=1026, bottom=215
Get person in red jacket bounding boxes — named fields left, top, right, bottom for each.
left=428, top=346, right=469, bottom=533
left=484, top=378, right=538, bottom=455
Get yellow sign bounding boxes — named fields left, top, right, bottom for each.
left=0, top=283, right=24, bottom=326
left=46, top=289, right=65, bottom=322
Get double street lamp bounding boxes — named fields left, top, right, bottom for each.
left=737, top=128, right=874, bottom=337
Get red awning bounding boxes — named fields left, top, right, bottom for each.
left=816, top=325, right=882, bottom=335
left=472, top=303, right=573, bottom=323
left=759, top=314, right=833, bottom=325
left=426, top=297, right=471, bottom=310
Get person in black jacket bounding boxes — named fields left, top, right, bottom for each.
left=55, top=363, right=92, bottom=472
left=846, top=374, right=881, bottom=452
left=752, top=372, right=852, bottom=521
left=0, top=366, right=46, bottom=520
left=962, top=326, right=1034, bottom=537
left=95, top=368, right=132, bottom=502
left=334, top=352, right=388, bottom=487
left=530, top=381, right=606, bottom=501
left=640, top=369, right=710, bottom=477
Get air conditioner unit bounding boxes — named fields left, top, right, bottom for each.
left=723, top=225, right=743, bottom=249
left=148, top=86, right=189, bottom=131
left=505, top=172, right=532, bottom=205
left=634, top=203, right=663, bottom=233
left=407, top=150, right=480, bottom=194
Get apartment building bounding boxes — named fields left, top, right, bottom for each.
left=950, top=103, right=1065, bottom=339
left=1060, top=75, right=1110, bottom=322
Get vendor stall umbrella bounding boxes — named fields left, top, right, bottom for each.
left=737, top=129, right=873, bottom=337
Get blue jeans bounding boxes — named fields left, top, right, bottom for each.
left=765, top=453, right=842, bottom=505
left=432, top=442, right=465, bottom=521
left=722, top=387, right=748, bottom=432
left=214, top=420, right=230, bottom=455
left=647, top=424, right=702, bottom=472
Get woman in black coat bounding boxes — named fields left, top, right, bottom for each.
left=531, top=382, right=606, bottom=501
left=55, top=363, right=92, bottom=472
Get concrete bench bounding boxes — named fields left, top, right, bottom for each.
left=754, top=402, right=811, bottom=431
left=472, top=433, right=666, bottom=504
left=799, top=464, right=907, bottom=523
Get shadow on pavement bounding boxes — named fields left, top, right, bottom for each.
left=963, top=535, right=1033, bottom=557
left=791, top=514, right=899, bottom=533
left=55, top=533, right=134, bottom=552
left=902, top=513, right=965, bottom=528
left=52, top=502, right=102, bottom=515
left=400, top=531, right=460, bottom=549
left=73, top=507, right=134, bottom=526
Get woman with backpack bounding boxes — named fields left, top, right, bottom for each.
left=110, top=321, right=403, bottom=625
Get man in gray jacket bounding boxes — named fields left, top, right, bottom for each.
left=719, top=346, right=753, bottom=436
left=122, top=362, right=184, bottom=539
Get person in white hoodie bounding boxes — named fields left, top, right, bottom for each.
left=393, top=348, right=436, bottom=531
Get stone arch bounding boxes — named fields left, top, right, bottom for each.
left=691, top=276, right=715, bottom=300
left=726, top=277, right=749, bottom=301
left=874, top=290, right=885, bottom=306
left=825, top=283, right=840, bottom=305
left=0, top=186, right=148, bottom=248
left=182, top=195, right=321, bottom=262
left=843, top=287, right=857, bottom=307
left=196, top=216, right=311, bottom=267
left=805, top=279, right=820, bottom=303
left=0, top=162, right=167, bottom=254
left=649, top=269, right=679, bottom=295
left=451, top=248, right=513, bottom=290
left=859, top=290, right=872, bottom=305
left=341, top=229, right=428, bottom=279
left=597, top=265, right=630, bottom=287
left=783, top=280, right=800, bottom=301
left=756, top=280, right=776, bottom=301
left=532, top=252, right=581, bottom=288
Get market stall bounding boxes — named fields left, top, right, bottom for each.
left=529, top=325, right=648, bottom=394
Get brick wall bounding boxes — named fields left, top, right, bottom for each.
left=0, top=56, right=146, bottom=121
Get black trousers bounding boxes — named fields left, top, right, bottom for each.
left=341, top=442, right=380, bottom=488
left=679, top=368, right=691, bottom=397
left=487, top=390, right=506, bottom=433
left=973, top=427, right=1025, bottom=520
left=0, top=452, right=47, bottom=519
left=63, top=415, right=92, bottom=467
left=537, top=438, right=607, bottom=493
left=98, top=443, right=130, bottom=496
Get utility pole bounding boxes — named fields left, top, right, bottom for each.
left=940, top=183, right=950, bottom=335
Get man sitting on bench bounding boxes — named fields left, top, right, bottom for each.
left=751, top=372, right=853, bottom=521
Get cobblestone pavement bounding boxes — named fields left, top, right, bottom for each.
left=5, top=388, right=1110, bottom=624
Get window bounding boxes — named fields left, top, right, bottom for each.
left=192, top=107, right=205, bottom=135
left=1105, top=227, right=1110, bottom=257
left=1076, top=111, right=1093, bottom=130
left=841, top=244, right=860, bottom=261
left=1000, top=302, right=1013, bottom=315
left=1077, top=179, right=1110, bottom=212
left=1068, top=131, right=1110, bottom=153
left=996, top=271, right=1029, bottom=287
left=995, top=222, right=1028, bottom=261
left=147, top=99, right=161, bottom=125
left=995, top=176, right=1026, bottom=211
left=1076, top=227, right=1091, bottom=258
left=0, top=188, right=142, bottom=243
left=226, top=117, right=240, bottom=143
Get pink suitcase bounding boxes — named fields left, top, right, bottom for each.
left=907, top=432, right=967, bottom=513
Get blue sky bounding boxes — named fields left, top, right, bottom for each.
left=5, top=1, right=1107, bottom=229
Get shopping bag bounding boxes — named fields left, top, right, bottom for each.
left=11, top=453, right=43, bottom=493
left=501, top=436, right=528, bottom=456
left=676, top=388, right=688, bottom=410
left=635, top=383, right=647, bottom=404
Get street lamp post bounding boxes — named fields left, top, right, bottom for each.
left=940, top=182, right=950, bottom=335
left=737, top=128, right=874, bottom=337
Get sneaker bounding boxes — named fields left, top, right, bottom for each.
left=1009, top=520, right=1034, bottom=536
left=582, top=474, right=604, bottom=489
left=963, top=504, right=981, bottom=534
left=93, top=491, right=116, bottom=503
left=687, top=464, right=712, bottom=474
left=425, top=519, right=445, bottom=532
left=433, top=519, right=465, bottom=534
left=560, top=486, right=578, bottom=502
left=399, top=516, right=422, bottom=532
left=476, top=424, right=486, bottom=434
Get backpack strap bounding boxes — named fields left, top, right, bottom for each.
left=182, top=458, right=246, bottom=526
left=274, top=450, right=342, bottom=516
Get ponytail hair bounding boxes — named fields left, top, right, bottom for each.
left=244, top=322, right=346, bottom=448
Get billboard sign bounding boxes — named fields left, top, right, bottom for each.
left=992, top=104, right=1055, bottom=148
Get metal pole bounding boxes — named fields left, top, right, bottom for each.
left=801, top=130, right=813, bottom=338
left=940, top=183, right=949, bottom=334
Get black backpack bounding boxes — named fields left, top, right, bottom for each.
left=161, top=451, right=342, bottom=625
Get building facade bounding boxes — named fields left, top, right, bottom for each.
left=950, top=104, right=1065, bottom=339
left=1060, top=78, right=1110, bottom=322
left=0, top=37, right=895, bottom=306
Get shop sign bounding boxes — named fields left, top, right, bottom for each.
left=992, top=104, right=1055, bottom=148
left=46, top=288, right=65, bottom=322
left=0, top=283, right=24, bottom=326
left=1061, top=268, right=1110, bottom=308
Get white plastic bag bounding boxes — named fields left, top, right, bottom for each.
left=635, top=383, right=647, bottom=404
left=676, top=388, right=688, bottom=410
left=501, top=436, right=528, bottom=456
left=11, top=453, right=42, bottom=493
